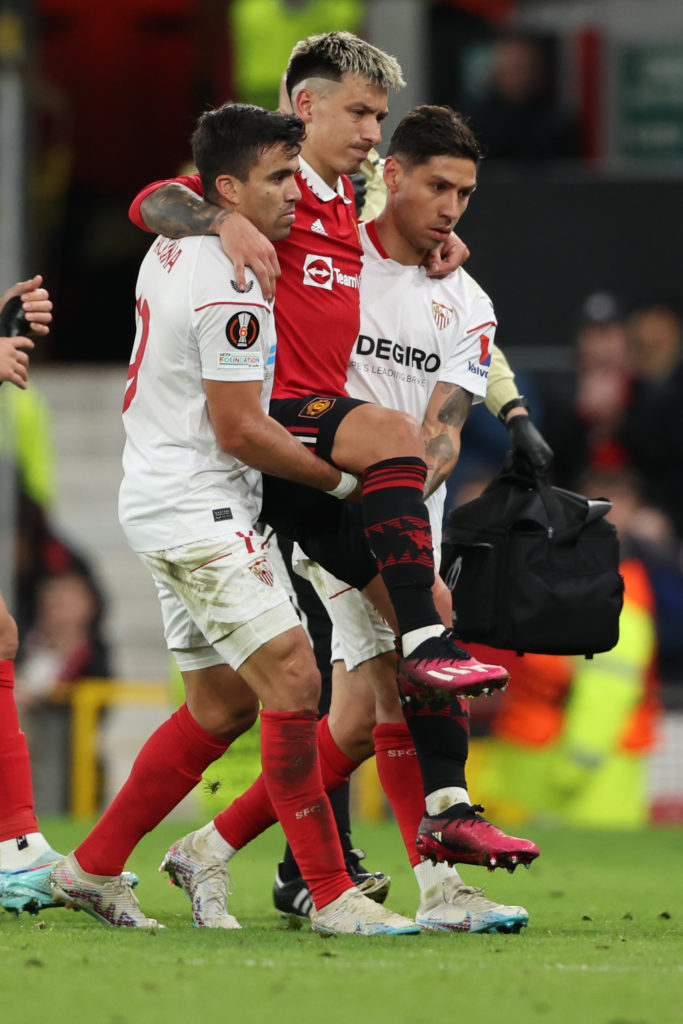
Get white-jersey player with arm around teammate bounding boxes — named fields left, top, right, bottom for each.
left=50, top=103, right=419, bottom=936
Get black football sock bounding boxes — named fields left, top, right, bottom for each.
left=361, top=457, right=440, bottom=635
left=401, top=691, right=470, bottom=797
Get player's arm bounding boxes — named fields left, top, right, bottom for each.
left=421, top=382, right=473, bottom=499
left=204, top=378, right=356, bottom=498
left=485, top=346, right=553, bottom=477
left=133, top=177, right=280, bottom=302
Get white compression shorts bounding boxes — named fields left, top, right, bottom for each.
left=138, top=530, right=300, bottom=672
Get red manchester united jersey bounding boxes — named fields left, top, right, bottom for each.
left=129, top=158, right=362, bottom=399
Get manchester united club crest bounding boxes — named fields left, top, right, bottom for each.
left=432, top=301, right=454, bottom=330
left=299, top=397, right=335, bottom=418
left=226, top=311, right=259, bottom=349
left=247, top=557, right=275, bottom=587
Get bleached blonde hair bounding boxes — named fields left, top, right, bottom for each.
left=286, top=31, right=405, bottom=102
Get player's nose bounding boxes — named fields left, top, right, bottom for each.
left=361, top=115, right=382, bottom=147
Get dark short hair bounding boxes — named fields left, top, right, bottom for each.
left=192, top=103, right=305, bottom=199
left=387, top=105, right=481, bottom=168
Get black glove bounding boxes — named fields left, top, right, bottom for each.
left=349, top=172, right=367, bottom=218
left=506, top=415, right=554, bottom=478
left=0, top=295, right=30, bottom=337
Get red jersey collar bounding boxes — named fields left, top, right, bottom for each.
left=298, top=157, right=352, bottom=204
left=364, top=219, right=390, bottom=259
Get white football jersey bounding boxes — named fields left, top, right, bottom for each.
left=348, top=219, right=498, bottom=544
left=119, top=234, right=276, bottom=552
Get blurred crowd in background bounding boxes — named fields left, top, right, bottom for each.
left=2, top=0, right=683, bottom=825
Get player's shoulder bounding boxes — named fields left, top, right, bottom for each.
left=438, top=265, right=493, bottom=313
left=190, top=237, right=269, bottom=308
left=461, top=267, right=493, bottom=306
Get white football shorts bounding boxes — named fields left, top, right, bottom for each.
left=289, top=503, right=443, bottom=672
left=291, top=547, right=394, bottom=672
left=139, top=531, right=300, bottom=671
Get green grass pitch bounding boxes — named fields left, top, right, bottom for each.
left=2, top=818, right=681, bottom=1024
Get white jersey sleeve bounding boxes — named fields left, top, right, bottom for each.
left=437, top=273, right=497, bottom=404
left=190, top=240, right=276, bottom=388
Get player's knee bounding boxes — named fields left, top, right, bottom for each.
left=269, top=651, right=321, bottom=712
left=375, top=409, right=424, bottom=458
left=284, top=664, right=321, bottom=713
left=0, top=611, right=18, bottom=661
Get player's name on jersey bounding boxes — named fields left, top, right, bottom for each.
left=152, top=236, right=183, bottom=273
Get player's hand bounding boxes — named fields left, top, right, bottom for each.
left=0, top=275, right=53, bottom=336
left=215, top=211, right=281, bottom=303
left=425, top=232, right=470, bottom=278
left=506, top=413, right=554, bottom=478
left=0, top=335, right=34, bottom=389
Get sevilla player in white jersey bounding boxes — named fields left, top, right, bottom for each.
left=49, top=103, right=420, bottom=936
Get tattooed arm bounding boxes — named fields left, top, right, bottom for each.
left=422, top=382, right=473, bottom=498
left=139, top=183, right=227, bottom=238
left=137, top=182, right=280, bottom=301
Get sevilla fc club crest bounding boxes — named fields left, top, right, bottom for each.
left=479, top=332, right=491, bottom=366
left=300, top=397, right=335, bottom=418
left=248, top=557, right=275, bottom=587
left=226, top=311, right=259, bottom=349
left=432, top=301, right=454, bottom=330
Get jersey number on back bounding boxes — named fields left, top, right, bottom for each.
left=123, top=297, right=150, bottom=413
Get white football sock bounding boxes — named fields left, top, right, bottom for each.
left=401, top=625, right=443, bottom=657
left=425, top=786, right=470, bottom=816
left=194, top=820, right=237, bottom=862
left=0, top=831, right=52, bottom=871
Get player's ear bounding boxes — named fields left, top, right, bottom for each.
left=215, top=174, right=240, bottom=207
left=383, top=155, right=403, bottom=194
left=293, top=86, right=315, bottom=123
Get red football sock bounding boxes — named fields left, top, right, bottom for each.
left=214, top=713, right=357, bottom=849
left=373, top=721, right=424, bottom=867
left=76, top=703, right=229, bottom=875
left=316, top=714, right=358, bottom=785
left=0, top=660, right=39, bottom=841
left=260, top=709, right=350, bottom=910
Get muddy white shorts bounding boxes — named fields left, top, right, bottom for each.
left=138, top=530, right=300, bottom=671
